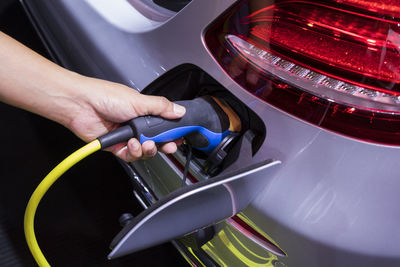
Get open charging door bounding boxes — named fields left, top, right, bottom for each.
left=108, top=130, right=281, bottom=259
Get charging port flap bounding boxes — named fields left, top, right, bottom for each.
left=108, top=131, right=281, bottom=259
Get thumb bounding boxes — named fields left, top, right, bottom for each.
left=135, top=94, right=186, bottom=119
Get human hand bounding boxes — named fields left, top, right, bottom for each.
left=65, top=75, right=186, bottom=162
left=0, top=32, right=184, bottom=162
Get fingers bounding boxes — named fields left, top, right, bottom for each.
left=108, top=139, right=179, bottom=162
left=136, top=95, right=186, bottom=119
left=159, top=142, right=177, bottom=154
left=140, top=140, right=158, bottom=159
left=126, top=139, right=143, bottom=161
left=124, top=139, right=156, bottom=161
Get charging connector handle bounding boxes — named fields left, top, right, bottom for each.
left=103, top=96, right=234, bottom=152
left=97, top=96, right=240, bottom=152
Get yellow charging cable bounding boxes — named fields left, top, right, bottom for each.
left=24, top=140, right=102, bottom=267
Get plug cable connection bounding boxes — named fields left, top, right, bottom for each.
left=181, top=142, right=192, bottom=187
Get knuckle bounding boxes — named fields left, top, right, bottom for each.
left=158, top=96, right=170, bottom=107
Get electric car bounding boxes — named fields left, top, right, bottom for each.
left=22, top=0, right=400, bottom=266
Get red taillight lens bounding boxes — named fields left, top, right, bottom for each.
left=248, top=2, right=400, bottom=88
left=336, top=0, right=400, bottom=17
left=205, top=0, right=400, bottom=145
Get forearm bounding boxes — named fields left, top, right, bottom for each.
left=0, top=31, right=85, bottom=127
left=0, top=32, right=185, bottom=161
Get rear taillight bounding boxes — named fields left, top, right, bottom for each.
left=337, top=0, right=400, bottom=17
left=205, top=0, right=400, bottom=145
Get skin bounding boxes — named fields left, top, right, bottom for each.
left=0, top=32, right=186, bottom=162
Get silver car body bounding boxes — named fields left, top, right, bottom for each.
left=22, top=0, right=400, bottom=266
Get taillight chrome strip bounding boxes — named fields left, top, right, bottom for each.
left=226, top=34, right=400, bottom=113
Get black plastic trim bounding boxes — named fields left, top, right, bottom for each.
left=153, top=0, right=191, bottom=12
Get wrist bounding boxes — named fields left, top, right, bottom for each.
left=33, top=70, right=90, bottom=129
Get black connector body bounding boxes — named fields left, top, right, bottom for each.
left=98, top=125, right=134, bottom=149
left=98, top=96, right=241, bottom=152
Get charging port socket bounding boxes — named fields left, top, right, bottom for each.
left=141, top=64, right=266, bottom=179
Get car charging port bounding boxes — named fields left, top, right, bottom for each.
left=141, top=64, right=266, bottom=178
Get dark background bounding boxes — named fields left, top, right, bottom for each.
left=0, top=1, right=188, bottom=266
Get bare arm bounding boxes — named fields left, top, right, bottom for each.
left=0, top=31, right=186, bottom=161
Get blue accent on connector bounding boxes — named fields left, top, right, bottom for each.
left=139, top=126, right=231, bottom=153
